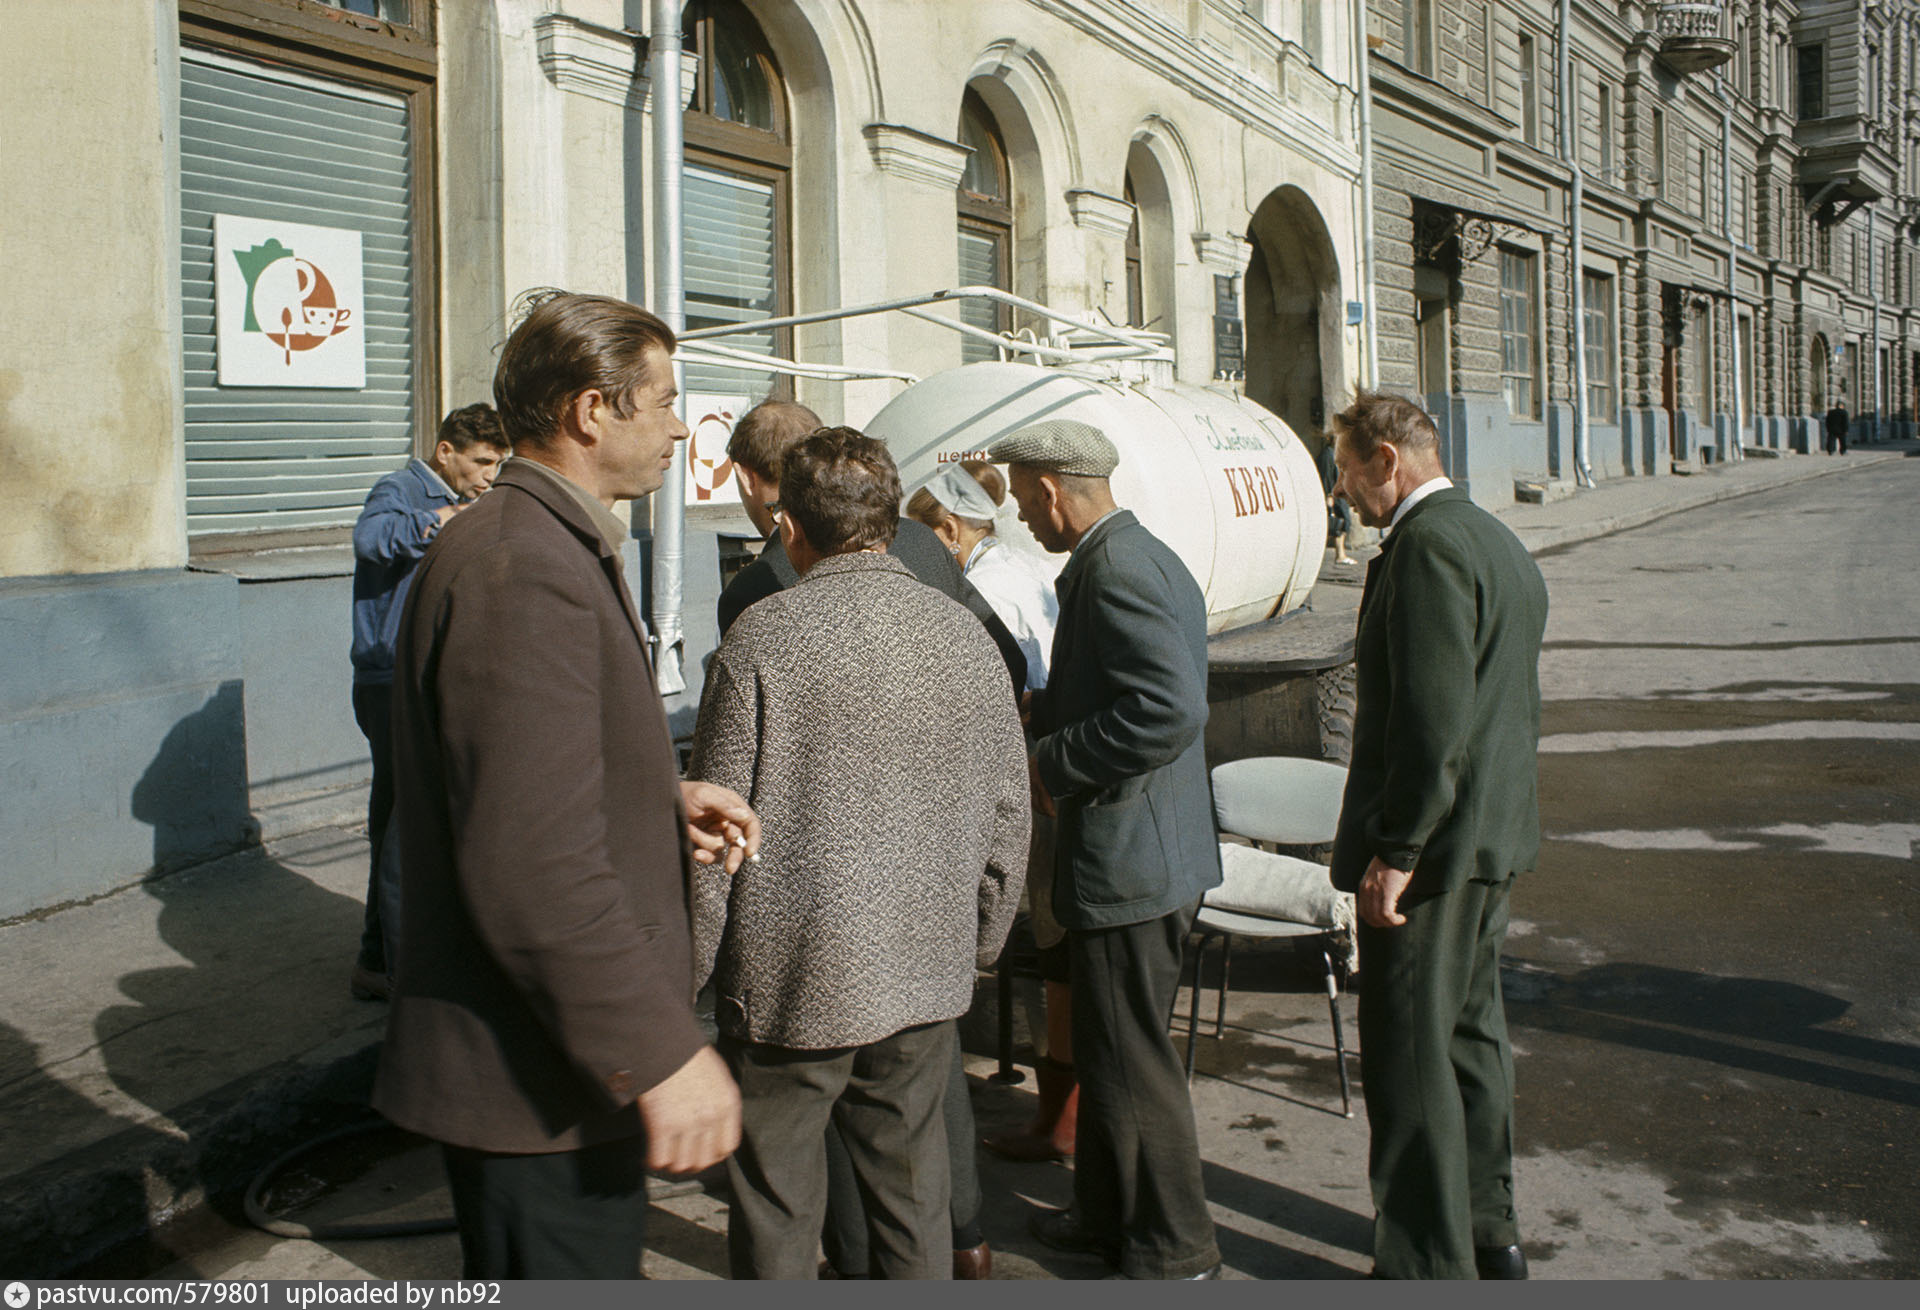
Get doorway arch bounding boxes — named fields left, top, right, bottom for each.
left=1245, top=187, right=1344, bottom=450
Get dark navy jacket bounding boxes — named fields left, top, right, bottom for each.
left=1030, top=511, right=1222, bottom=930
left=351, top=459, right=458, bottom=687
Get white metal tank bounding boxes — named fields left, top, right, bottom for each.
left=865, top=361, right=1324, bottom=634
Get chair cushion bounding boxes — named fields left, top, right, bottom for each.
left=1205, top=843, right=1354, bottom=932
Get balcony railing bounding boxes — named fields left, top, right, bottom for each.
left=1657, top=3, right=1734, bottom=76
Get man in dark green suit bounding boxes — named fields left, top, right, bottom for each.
left=989, top=419, right=1223, bottom=1281
left=1328, top=391, right=1549, bottom=1281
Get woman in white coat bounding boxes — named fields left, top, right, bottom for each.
left=906, top=463, right=1058, bottom=691
left=907, top=461, right=1076, bottom=1165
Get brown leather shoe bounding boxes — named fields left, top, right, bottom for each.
left=952, top=1241, right=992, bottom=1280
left=982, top=1057, right=1077, bottom=1161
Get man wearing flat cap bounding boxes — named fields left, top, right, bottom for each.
left=989, top=419, right=1223, bottom=1280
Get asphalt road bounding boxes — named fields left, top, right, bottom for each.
left=1509, top=452, right=1920, bottom=1277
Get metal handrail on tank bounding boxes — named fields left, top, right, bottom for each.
left=654, top=286, right=1175, bottom=698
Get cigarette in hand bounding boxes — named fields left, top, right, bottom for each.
left=732, top=834, right=760, bottom=863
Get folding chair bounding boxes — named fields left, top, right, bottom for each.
left=1183, top=756, right=1356, bottom=1116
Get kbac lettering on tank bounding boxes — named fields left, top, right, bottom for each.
left=1222, top=464, right=1287, bottom=517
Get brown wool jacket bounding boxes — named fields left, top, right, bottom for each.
left=372, top=460, right=707, bottom=1154
left=689, top=551, right=1030, bottom=1050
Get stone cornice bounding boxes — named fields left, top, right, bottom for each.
left=862, top=123, right=972, bottom=190
left=1066, top=189, right=1135, bottom=239
left=1192, top=232, right=1252, bottom=275
left=1019, top=0, right=1361, bottom=180
left=533, top=13, right=696, bottom=112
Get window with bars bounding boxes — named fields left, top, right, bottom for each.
left=1798, top=45, right=1824, bottom=120
left=1582, top=271, right=1616, bottom=423
left=1499, top=248, right=1540, bottom=418
left=1598, top=81, right=1614, bottom=180
left=681, top=0, right=791, bottom=405
left=956, top=89, right=1013, bottom=364
left=1518, top=33, right=1539, bottom=148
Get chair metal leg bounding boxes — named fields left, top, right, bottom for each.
left=1214, top=933, right=1233, bottom=1038
left=990, top=951, right=1024, bottom=1085
left=1323, top=946, right=1353, bottom=1118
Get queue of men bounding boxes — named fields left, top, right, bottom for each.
left=352, top=290, right=1548, bottom=1280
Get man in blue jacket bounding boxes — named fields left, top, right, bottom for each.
left=990, top=419, right=1223, bottom=1281
left=348, top=404, right=509, bottom=999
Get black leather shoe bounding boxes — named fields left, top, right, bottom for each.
left=1028, top=1208, right=1117, bottom=1261
left=1474, top=1244, right=1528, bottom=1280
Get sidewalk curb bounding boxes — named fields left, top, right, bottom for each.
left=1505, top=450, right=1904, bottom=555
left=1, top=1029, right=382, bottom=1277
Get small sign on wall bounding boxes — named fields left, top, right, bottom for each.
left=684, top=394, right=751, bottom=505
left=214, top=214, right=366, bottom=388
left=1213, top=274, right=1244, bottom=381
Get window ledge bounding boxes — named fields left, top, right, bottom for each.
left=189, top=542, right=355, bottom=582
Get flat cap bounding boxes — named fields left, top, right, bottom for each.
left=985, top=419, right=1119, bottom=478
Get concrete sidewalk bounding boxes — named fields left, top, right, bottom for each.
left=1, top=441, right=1908, bottom=1279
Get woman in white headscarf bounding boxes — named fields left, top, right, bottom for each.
left=906, top=462, right=1059, bottom=692
left=907, top=461, right=1076, bottom=1166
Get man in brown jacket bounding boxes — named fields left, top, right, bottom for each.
left=374, top=291, right=758, bottom=1279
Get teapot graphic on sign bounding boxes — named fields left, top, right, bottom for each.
left=232, top=239, right=353, bottom=366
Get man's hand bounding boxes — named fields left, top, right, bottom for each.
left=1357, top=856, right=1414, bottom=928
left=1018, top=690, right=1035, bottom=730
left=635, top=1045, right=741, bottom=1175
left=433, top=503, right=460, bottom=528
left=680, top=780, right=760, bottom=872
left=1027, top=754, right=1055, bottom=818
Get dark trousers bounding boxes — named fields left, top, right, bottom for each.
left=1357, top=877, right=1518, bottom=1280
left=1070, top=904, right=1220, bottom=1280
left=351, top=682, right=394, bottom=973
left=821, top=1035, right=982, bottom=1271
left=723, top=1020, right=956, bottom=1280
left=441, top=1136, right=649, bottom=1279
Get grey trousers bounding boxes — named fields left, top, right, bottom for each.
left=821, top=1035, right=982, bottom=1272
left=722, top=1020, right=956, bottom=1280
left=1070, top=903, right=1221, bottom=1279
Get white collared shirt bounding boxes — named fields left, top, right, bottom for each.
left=1390, top=476, right=1453, bottom=529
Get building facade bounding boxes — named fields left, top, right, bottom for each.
left=1368, top=0, right=1920, bottom=502
left=0, top=0, right=1366, bottom=917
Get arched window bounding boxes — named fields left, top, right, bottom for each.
left=957, top=89, right=1013, bottom=364
left=682, top=0, right=791, bottom=402
left=1124, top=172, right=1144, bottom=329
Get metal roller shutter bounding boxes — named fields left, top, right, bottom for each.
left=957, top=229, right=1004, bottom=365
left=180, top=48, right=415, bottom=535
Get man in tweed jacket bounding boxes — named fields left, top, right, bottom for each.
left=689, top=427, right=1030, bottom=1279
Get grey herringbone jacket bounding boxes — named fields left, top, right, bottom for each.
left=688, top=551, right=1030, bottom=1049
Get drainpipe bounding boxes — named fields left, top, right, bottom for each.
left=1354, top=0, right=1378, bottom=386
left=1561, top=0, right=1595, bottom=486
left=1871, top=204, right=1882, bottom=442
left=647, top=0, right=688, bottom=694
left=1723, top=85, right=1743, bottom=460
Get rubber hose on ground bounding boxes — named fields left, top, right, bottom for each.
left=244, top=1120, right=456, bottom=1240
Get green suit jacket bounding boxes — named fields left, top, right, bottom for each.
left=1331, top=488, right=1549, bottom=898
left=1031, top=511, right=1223, bottom=930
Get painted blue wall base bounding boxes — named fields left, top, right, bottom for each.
left=0, top=568, right=372, bottom=920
